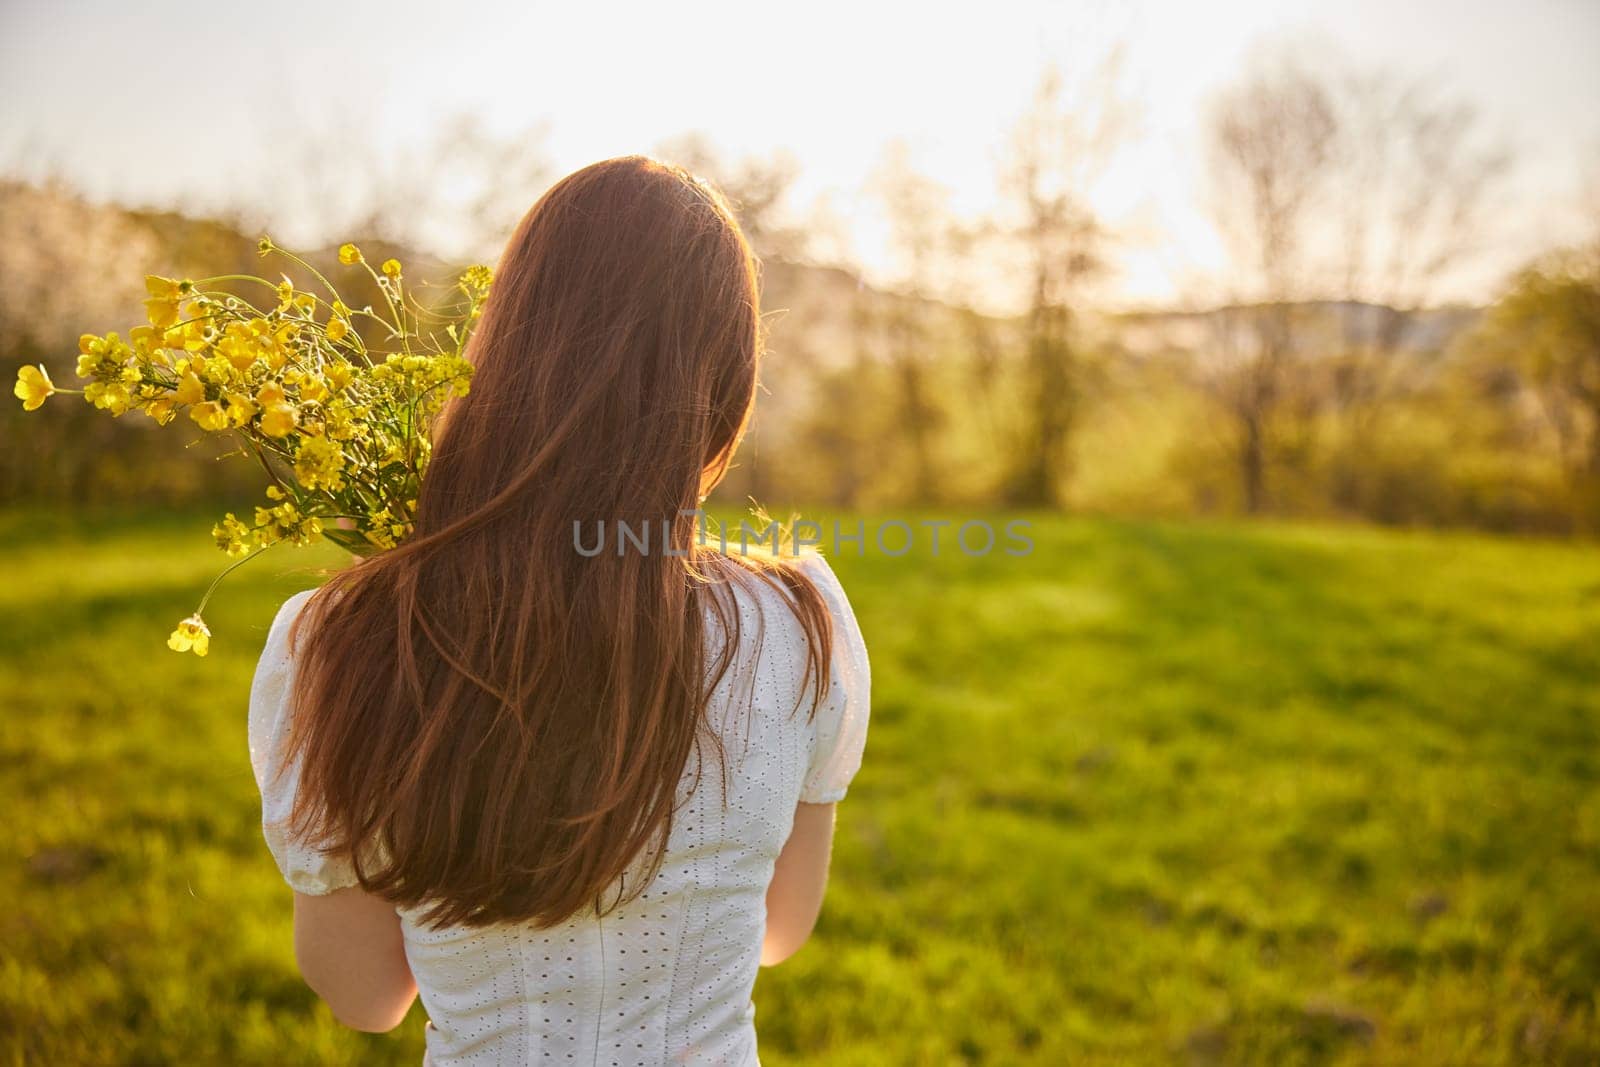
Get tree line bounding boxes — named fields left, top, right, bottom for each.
left=2, top=46, right=1596, bottom=533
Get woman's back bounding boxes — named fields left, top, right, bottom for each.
left=250, top=553, right=870, bottom=1065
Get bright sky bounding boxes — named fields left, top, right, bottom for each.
left=3, top=0, right=1596, bottom=309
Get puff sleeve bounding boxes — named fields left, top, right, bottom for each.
left=247, top=588, right=360, bottom=895
left=795, top=555, right=872, bottom=804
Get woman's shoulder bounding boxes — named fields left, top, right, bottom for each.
left=710, top=551, right=870, bottom=708
left=265, top=587, right=318, bottom=651
left=246, top=585, right=363, bottom=895
left=791, top=552, right=856, bottom=623
left=713, top=551, right=857, bottom=633
left=787, top=554, right=871, bottom=803
left=247, top=588, right=320, bottom=779
left=788, top=552, right=865, bottom=656
left=798, top=552, right=869, bottom=693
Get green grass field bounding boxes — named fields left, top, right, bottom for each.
left=3, top=508, right=1598, bottom=1065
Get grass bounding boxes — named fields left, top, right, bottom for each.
left=2, top=507, right=1598, bottom=1064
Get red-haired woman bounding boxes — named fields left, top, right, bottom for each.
left=249, top=157, right=870, bottom=1065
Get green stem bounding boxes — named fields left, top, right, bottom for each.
left=361, top=260, right=412, bottom=354
left=271, top=249, right=341, bottom=301
left=193, top=274, right=280, bottom=291
left=195, top=541, right=276, bottom=616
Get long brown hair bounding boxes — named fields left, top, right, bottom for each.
left=285, top=157, right=833, bottom=928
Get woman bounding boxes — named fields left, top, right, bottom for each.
left=248, top=156, right=870, bottom=1065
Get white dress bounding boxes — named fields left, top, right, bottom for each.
left=247, top=554, right=870, bottom=1066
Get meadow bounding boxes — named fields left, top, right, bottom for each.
left=2, top=507, right=1597, bottom=1065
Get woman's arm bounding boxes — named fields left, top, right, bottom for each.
left=761, top=802, right=837, bottom=966
left=293, top=888, right=418, bottom=1032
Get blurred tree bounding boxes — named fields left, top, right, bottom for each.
left=867, top=142, right=950, bottom=503
left=428, top=115, right=557, bottom=261
left=945, top=221, right=1006, bottom=444
left=1204, top=58, right=1336, bottom=513
left=1320, top=69, right=1507, bottom=510
left=262, top=108, right=553, bottom=263
left=796, top=277, right=887, bottom=507
left=1475, top=244, right=1600, bottom=529
left=1000, top=60, right=1129, bottom=507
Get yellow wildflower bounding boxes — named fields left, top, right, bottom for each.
left=198, top=354, right=233, bottom=387
left=256, top=319, right=297, bottom=371
left=77, top=332, right=128, bottom=378
left=32, top=234, right=490, bottom=653
left=254, top=500, right=322, bottom=547
left=224, top=392, right=257, bottom=427
left=129, top=326, right=173, bottom=368
left=260, top=403, right=298, bottom=437
left=14, top=364, right=55, bottom=410
left=84, top=364, right=135, bottom=413
left=170, top=312, right=211, bottom=353
left=217, top=321, right=259, bottom=371
left=143, top=276, right=184, bottom=329
left=92, top=383, right=133, bottom=414
left=212, top=513, right=252, bottom=557
left=175, top=370, right=206, bottom=406
left=322, top=399, right=360, bottom=441
left=167, top=614, right=211, bottom=656
left=327, top=300, right=355, bottom=345
left=362, top=505, right=409, bottom=550
left=256, top=380, right=298, bottom=437
left=293, top=434, right=345, bottom=491
left=143, top=396, right=178, bottom=425
left=297, top=373, right=330, bottom=404
left=189, top=400, right=230, bottom=431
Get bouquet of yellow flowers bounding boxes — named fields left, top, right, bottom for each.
left=13, top=237, right=489, bottom=655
